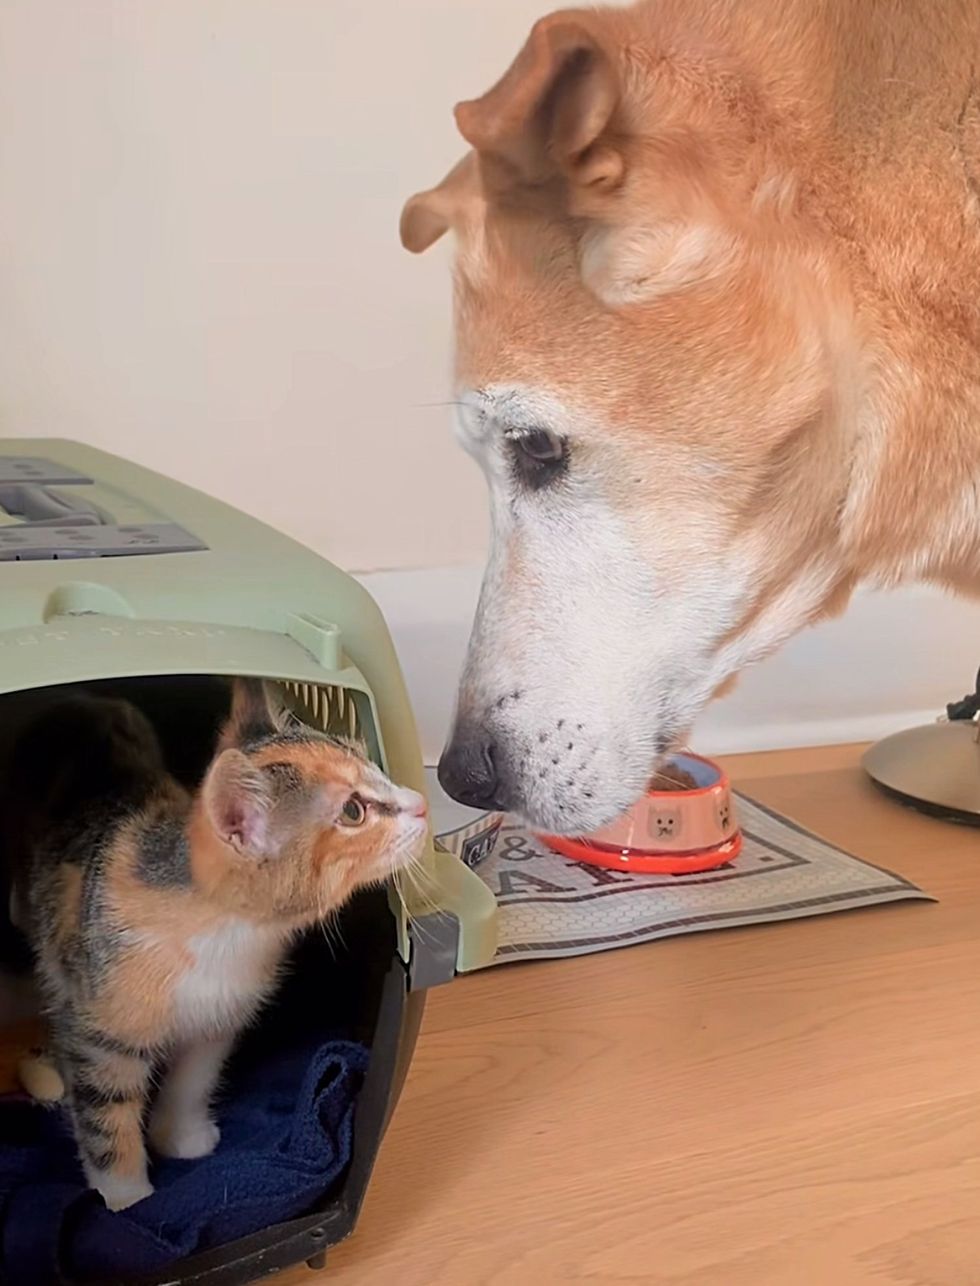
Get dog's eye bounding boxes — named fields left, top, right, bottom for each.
left=519, top=428, right=564, bottom=462
left=508, top=429, right=568, bottom=490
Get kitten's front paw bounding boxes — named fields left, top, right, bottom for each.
left=94, top=1172, right=155, bottom=1211
left=149, top=1112, right=221, bottom=1160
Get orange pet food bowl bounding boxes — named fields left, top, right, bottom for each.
left=537, top=752, right=741, bottom=874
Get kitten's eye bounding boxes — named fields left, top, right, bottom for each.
left=339, top=795, right=367, bottom=827
left=508, top=428, right=568, bottom=490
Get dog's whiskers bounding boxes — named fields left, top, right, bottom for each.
left=411, top=400, right=468, bottom=410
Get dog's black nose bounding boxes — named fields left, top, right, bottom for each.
left=438, top=730, right=506, bottom=811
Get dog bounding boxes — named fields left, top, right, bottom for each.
left=401, top=0, right=980, bottom=835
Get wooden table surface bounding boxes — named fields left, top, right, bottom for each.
left=3, top=744, right=978, bottom=1284
left=293, top=744, right=980, bottom=1286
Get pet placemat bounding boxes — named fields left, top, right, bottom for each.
left=455, top=795, right=931, bottom=966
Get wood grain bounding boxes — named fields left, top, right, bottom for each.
left=5, top=745, right=978, bottom=1284
left=298, top=745, right=980, bottom=1286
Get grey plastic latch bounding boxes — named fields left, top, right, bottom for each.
left=0, top=523, right=208, bottom=561
left=407, top=912, right=460, bottom=991
left=0, top=457, right=92, bottom=486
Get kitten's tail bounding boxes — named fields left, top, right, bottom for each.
left=0, top=970, right=60, bottom=1102
left=18, top=1047, right=65, bottom=1104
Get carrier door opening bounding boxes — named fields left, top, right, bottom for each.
left=0, top=672, right=408, bottom=1283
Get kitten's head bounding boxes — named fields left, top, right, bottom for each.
left=194, top=679, right=428, bottom=920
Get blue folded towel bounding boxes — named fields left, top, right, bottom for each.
left=0, top=1019, right=368, bottom=1284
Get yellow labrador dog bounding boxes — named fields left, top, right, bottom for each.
left=402, top=0, right=980, bottom=834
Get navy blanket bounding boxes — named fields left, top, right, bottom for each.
left=0, top=1008, right=367, bottom=1283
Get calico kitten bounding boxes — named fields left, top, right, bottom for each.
left=3, top=679, right=428, bottom=1211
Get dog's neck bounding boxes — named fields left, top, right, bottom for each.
left=842, top=347, right=980, bottom=596
left=627, top=0, right=980, bottom=595
left=785, top=1, right=980, bottom=595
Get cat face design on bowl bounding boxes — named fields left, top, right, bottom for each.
left=649, top=807, right=682, bottom=842
left=716, top=794, right=734, bottom=834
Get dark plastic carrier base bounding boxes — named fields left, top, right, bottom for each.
left=0, top=677, right=426, bottom=1286
left=97, top=900, right=423, bottom=1286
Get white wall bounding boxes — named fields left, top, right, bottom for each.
left=2, top=1, right=978, bottom=758
left=0, top=0, right=557, bottom=572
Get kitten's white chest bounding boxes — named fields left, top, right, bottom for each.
left=173, top=919, right=284, bottom=1037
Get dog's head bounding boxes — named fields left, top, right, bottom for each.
left=402, top=8, right=865, bottom=833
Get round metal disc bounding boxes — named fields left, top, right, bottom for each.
left=863, top=722, right=980, bottom=826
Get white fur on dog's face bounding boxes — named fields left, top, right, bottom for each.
left=451, top=383, right=842, bottom=834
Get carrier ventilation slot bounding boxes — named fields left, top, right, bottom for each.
left=279, top=681, right=383, bottom=768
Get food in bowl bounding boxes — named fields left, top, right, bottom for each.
left=648, top=763, right=700, bottom=792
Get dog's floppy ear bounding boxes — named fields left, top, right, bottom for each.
left=401, top=153, right=481, bottom=254
left=400, top=14, right=620, bottom=254
left=453, top=12, right=623, bottom=192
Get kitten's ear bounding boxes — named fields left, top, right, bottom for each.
left=221, top=678, right=278, bottom=748
left=203, top=749, right=273, bottom=856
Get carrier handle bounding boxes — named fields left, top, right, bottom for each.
left=0, top=483, right=107, bottom=527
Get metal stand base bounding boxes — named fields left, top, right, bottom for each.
left=863, top=720, right=980, bottom=826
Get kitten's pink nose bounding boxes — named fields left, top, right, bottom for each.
left=408, top=792, right=428, bottom=819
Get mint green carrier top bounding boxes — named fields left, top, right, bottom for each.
left=0, top=439, right=497, bottom=978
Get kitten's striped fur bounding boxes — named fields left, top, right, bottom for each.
left=3, top=679, right=427, bottom=1210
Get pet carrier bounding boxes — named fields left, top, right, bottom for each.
left=0, top=439, right=497, bottom=1285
